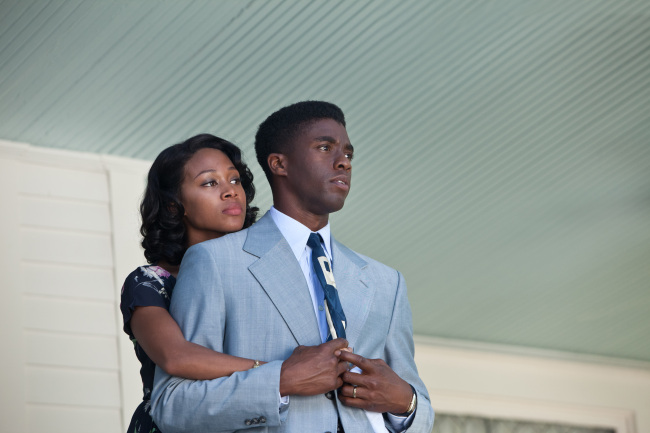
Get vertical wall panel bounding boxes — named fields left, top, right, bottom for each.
left=0, top=152, right=27, bottom=432
left=1, top=142, right=125, bottom=431
left=103, top=154, right=151, bottom=430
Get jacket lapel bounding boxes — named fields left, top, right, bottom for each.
left=331, top=238, right=374, bottom=350
left=244, top=213, right=322, bottom=347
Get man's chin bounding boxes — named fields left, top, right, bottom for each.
left=322, top=199, right=347, bottom=215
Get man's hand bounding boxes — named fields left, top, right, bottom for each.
left=279, top=338, right=349, bottom=397
left=337, top=351, right=413, bottom=414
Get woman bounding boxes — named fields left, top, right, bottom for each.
left=120, top=134, right=262, bottom=433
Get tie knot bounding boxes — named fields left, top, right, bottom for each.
left=307, top=232, right=322, bottom=249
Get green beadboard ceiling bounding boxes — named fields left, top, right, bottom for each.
left=1, top=1, right=649, bottom=363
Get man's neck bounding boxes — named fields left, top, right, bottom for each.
left=272, top=203, right=329, bottom=232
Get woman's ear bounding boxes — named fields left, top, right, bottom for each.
left=268, top=153, right=288, bottom=177
left=167, top=201, right=184, bottom=217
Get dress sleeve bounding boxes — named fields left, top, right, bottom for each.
left=120, top=266, right=172, bottom=339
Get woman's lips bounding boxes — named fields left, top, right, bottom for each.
left=222, top=203, right=243, bottom=215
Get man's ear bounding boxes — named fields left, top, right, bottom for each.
left=268, top=153, right=288, bottom=177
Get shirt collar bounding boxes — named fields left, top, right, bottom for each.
left=269, top=206, right=332, bottom=262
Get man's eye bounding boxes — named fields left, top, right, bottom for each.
left=318, top=144, right=330, bottom=151
left=345, top=153, right=354, bottom=160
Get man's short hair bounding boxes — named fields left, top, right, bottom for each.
left=255, top=100, right=346, bottom=181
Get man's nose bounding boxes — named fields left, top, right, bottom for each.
left=334, top=151, right=351, bottom=170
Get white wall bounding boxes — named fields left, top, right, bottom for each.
left=0, top=140, right=648, bottom=433
left=0, top=140, right=148, bottom=432
left=416, top=337, right=649, bottom=433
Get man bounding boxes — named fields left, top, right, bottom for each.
left=151, top=101, right=434, bottom=433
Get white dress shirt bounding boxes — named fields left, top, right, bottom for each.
left=269, top=207, right=412, bottom=433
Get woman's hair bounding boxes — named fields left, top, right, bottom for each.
left=140, top=134, right=258, bottom=266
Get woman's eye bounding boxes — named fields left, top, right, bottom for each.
left=203, top=180, right=217, bottom=187
left=230, top=178, right=241, bottom=185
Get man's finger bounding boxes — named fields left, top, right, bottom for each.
left=341, top=370, right=367, bottom=387
left=337, top=350, right=371, bottom=370
left=336, top=359, right=350, bottom=376
left=325, top=338, right=349, bottom=350
left=338, top=393, right=368, bottom=410
left=341, top=384, right=358, bottom=399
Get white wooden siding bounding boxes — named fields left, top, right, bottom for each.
left=0, top=140, right=149, bottom=432
left=22, top=262, right=114, bottom=301
left=20, top=163, right=110, bottom=202
left=20, top=196, right=111, bottom=233
left=26, top=405, right=122, bottom=433
left=26, top=332, right=118, bottom=370
left=19, top=158, right=120, bottom=432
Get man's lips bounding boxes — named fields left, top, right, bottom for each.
left=331, top=176, right=350, bottom=191
left=222, top=203, right=243, bottom=215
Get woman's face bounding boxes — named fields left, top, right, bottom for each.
left=179, top=148, right=247, bottom=247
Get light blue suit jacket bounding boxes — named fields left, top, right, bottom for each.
left=150, top=212, right=434, bottom=433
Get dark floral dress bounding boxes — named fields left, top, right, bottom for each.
left=120, top=265, right=175, bottom=433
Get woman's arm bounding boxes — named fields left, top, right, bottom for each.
left=130, top=305, right=259, bottom=379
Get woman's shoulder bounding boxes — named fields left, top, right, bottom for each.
left=121, top=265, right=175, bottom=301
left=120, top=265, right=175, bottom=336
left=124, top=264, right=173, bottom=285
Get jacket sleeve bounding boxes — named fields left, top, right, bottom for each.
left=149, top=242, right=288, bottom=432
left=383, top=270, right=435, bottom=433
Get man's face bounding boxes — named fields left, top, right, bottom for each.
left=283, top=118, right=353, bottom=217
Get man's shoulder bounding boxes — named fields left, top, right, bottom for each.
left=208, top=228, right=249, bottom=246
left=336, top=241, right=398, bottom=274
left=197, top=229, right=249, bottom=249
left=186, top=228, right=249, bottom=257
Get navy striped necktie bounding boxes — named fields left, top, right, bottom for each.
left=307, top=233, right=346, bottom=340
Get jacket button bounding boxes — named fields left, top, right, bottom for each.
left=252, top=418, right=259, bottom=424
left=325, top=391, right=334, bottom=400
left=259, top=416, right=267, bottom=423
left=244, top=419, right=252, bottom=426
